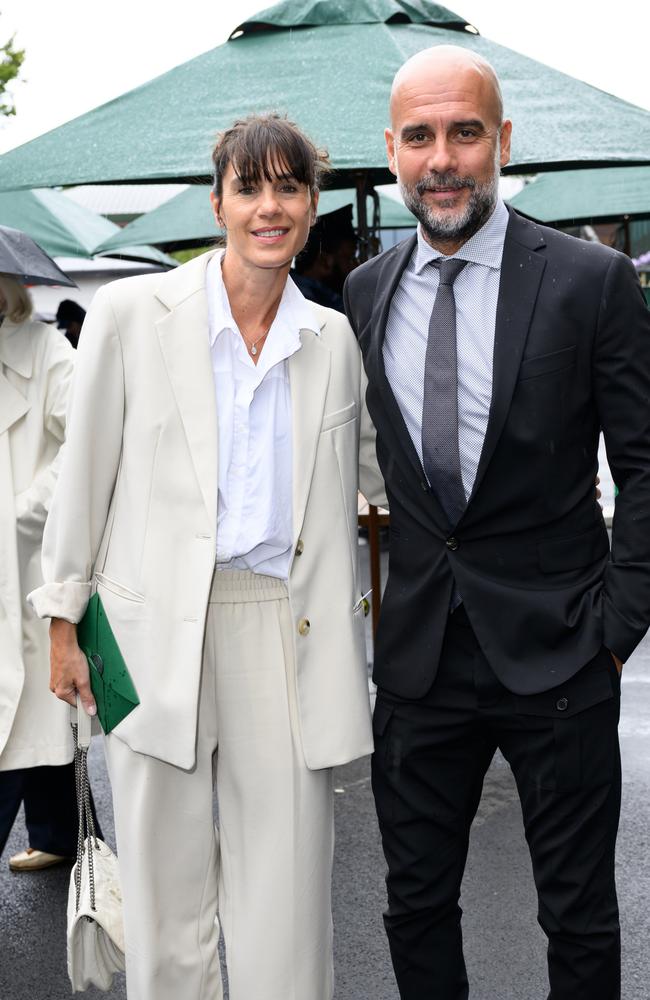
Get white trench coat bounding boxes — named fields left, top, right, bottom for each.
left=0, top=317, right=75, bottom=770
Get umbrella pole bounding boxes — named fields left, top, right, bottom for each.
left=623, top=217, right=631, bottom=257
left=355, top=173, right=370, bottom=263
left=354, top=173, right=380, bottom=264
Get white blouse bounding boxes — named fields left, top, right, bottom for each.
left=206, top=252, right=320, bottom=580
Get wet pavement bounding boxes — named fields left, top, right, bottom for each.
left=1, top=531, right=649, bottom=999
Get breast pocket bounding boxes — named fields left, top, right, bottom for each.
left=321, top=401, right=357, bottom=433
left=518, top=345, right=576, bottom=381
left=510, top=346, right=577, bottom=444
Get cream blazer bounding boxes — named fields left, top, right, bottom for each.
left=30, top=252, right=386, bottom=770
left=0, top=318, right=75, bottom=769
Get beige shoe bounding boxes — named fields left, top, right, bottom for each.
left=9, top=847, right=71, bottom=872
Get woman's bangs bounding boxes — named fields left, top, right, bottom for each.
left=231, top=127, right=312, bottom=189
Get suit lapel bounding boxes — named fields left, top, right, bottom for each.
left=467, top=210, right=547, bottom=505
left=155, top=254, right=218, bottom=524
left=289, top=327, right=330, bottom=547
left=366, top=236, right=451, bottom=528
left=367, top=236, right=426, bottom=484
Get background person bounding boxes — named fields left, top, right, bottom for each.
left=31, top=114, right=383, bottom=1000
left=0, top=275, right=102, bottom=871
left=345, top=45, right=650, bottom=1000
left=55, top=298, right=86, bottom=349
left=292, top=204, right=358, bottom=311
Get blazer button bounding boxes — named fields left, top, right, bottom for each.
left=298, top=618, right=311, bottom=636
left=295, top=539, right=304, bottom=556
left=420, top=480, right=430, bottom=493
left=556, top=697, right=568, bottom=712
left=446, top=537, right=459, bottom=551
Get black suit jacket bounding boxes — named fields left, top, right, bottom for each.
left=344, top=208, right=650, bottom=698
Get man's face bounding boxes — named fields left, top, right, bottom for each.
left=386, top=58, right=512, bottom=249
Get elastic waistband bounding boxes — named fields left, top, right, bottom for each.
left=208, top=569, right=288, bottom=604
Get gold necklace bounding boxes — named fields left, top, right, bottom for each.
left=241, top=328, right=269, bottom=357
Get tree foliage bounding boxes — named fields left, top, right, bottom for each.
left=0, top=25, right=24, bottom=117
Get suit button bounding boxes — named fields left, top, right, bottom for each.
left=556, top=697, right=568, bottom=712
left=420, top=480, right=430, bottom=492
left=295, top=539, right=304, bottom=556
left=446, top=537, right=459, bottom=551
left=298, top=618, right=311, bottom=636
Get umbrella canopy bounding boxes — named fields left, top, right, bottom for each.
left=94, top=183, right=416, bottom=254
left=0, top=0, right=649, bottom=192
left=0, top=224, right=75, bottom=286
left=508, top=167, right=650, bottom=227
left=0, top=188, right=176, bottom=266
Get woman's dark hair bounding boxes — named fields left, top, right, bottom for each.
left=211, top=113, right=331, bottom=198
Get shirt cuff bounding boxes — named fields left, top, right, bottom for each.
left=27, top=582, right=92, bottom=623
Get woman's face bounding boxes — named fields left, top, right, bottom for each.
left=211, top=161, right=318, bottom=274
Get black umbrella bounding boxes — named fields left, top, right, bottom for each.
left=0, top=224, right=75, bottom=286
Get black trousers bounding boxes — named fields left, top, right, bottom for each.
left=372, top=605, right=622, bottom=1000
left=0, top=762, right=103, bottom=858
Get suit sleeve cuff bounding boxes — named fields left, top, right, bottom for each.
left=27, top=582, right=92, bottom=623
left=603, top=596, right=648, bottom=663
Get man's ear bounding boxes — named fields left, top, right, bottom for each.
left=385, top=127, right=398, bottom=177
left=499, top=120, right=512, bottom=169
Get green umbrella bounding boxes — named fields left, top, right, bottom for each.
left=508, top=167, right=650, bottom=227
left=0, top=0, right=649, bottom=193
left=0, top=187, right=176, bottom=266
left=93, top=183, right=415, bottom=254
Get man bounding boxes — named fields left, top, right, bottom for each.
left=344, top=45, right=650, bottom=1000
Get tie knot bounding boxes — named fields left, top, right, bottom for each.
left=435, top=258, right=467, bottom=286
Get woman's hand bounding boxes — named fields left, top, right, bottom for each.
left=49, top=618, right=97, bottom=716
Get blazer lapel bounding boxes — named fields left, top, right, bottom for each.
left=468, top=210, right=547, bottom=505
left=289, top=325, right=331, bottom=547
left=155, top=254, right=218, bottom=524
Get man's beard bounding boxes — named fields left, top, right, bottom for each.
left=398, top=160, right=500, bottom=246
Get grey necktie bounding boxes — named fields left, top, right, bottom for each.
left=422, top=257, right=468, bottom=527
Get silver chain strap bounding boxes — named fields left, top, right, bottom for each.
left=72, top=721, right=98, bottom=916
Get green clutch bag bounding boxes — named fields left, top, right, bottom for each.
left=76, top=592, right=140, bottom=734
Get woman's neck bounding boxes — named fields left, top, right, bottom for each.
left=221, top=250, right=289, bottom=338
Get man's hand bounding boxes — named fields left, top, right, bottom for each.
left=49, top=618, right=97, bottom=715
left=610, top=651, right=623, bottom=676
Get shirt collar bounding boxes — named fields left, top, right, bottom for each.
left=207, top=250, right=320, bottom=359
left=413, top=198, right=509, bottom=274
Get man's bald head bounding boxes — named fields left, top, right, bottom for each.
left=385, top=44, right=511, bottom=253
left=390, top=46, right=504, bottom=129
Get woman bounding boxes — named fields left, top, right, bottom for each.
left=0, top=275, right=102, bottom=869
left=30, top=115, right=385, bottom=1000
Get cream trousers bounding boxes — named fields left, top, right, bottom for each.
left=105, top=570, right=334, bottom=1000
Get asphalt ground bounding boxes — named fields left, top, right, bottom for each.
left=1, top=534, right=649, bottom=999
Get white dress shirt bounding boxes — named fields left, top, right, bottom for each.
left=206, top=252, right=320, bottom=580
left=383, top=199, right=509, bottom=500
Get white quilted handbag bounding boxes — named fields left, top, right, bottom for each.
left=66, top=699, right=125, bottom=992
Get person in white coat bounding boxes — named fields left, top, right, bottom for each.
left=0, top=275, right=102, bottom=870
left=30, top=115, right=386, bottom=1000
